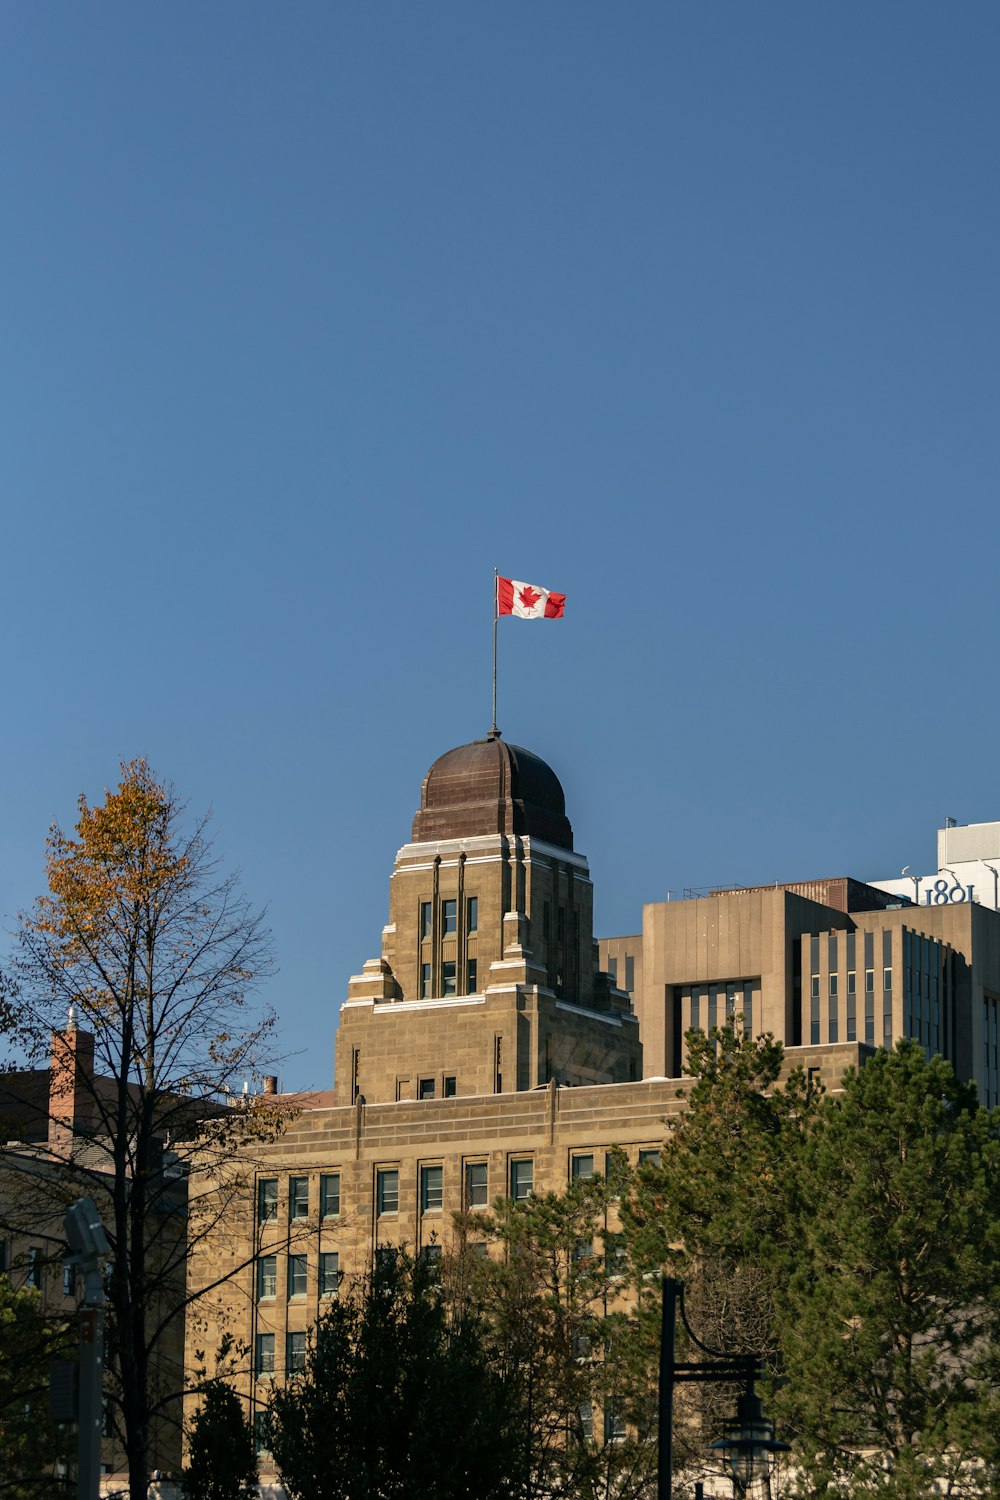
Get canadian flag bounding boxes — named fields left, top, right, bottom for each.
left=497, top=577, right=566, bottom=619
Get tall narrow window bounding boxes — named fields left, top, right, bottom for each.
left=377, top=1169, right=399, bottom=1216
left=466, top=958, right=477, bottom=993
left=420, top=1165, right=443, bottom=1213
left=420, top=902, right=432, bottom=939
left=465, top=1162, right=488, bottom=1208
left=320, top=1174, right=340, bottom=1220
left=26, top=1247, right=40, bottom=1290
left=510, top=1159, right=533, bottom=1201
left=286, top=1332, right=307, bottom=1374
left=624, top=956, right=635, bottom=993
left=255, top=1333, right=275, bottom=1378
left=319, top=1252, right=339, bottom=1297
left=442, top=899, right=457, bottom=935
left=287, top=1255, right=307, bottom=1299
left=258, top=1179, right=278, bottom=1223
left=443, top=1075, right=457, bottom=1098
left=494, top=1035, right=503, bottom=1094
left=288, top=1176, right=309, bottom=1221
left=420, top=963, right=432, bottom=998
left=466, top=897, right=478, bottom=933
left=256, top=1255, right=277, bottom=1300
left=442, top=961, right=457, bottom=996
left=607, top=956, right=618, bottom=983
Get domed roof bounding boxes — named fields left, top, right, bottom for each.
left=412, top=732, right=573, bottom=849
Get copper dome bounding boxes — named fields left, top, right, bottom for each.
left=412, top=733, right=573, bottom=850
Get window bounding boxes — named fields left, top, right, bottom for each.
left=420, top=963, right=432, bottom=998
left=829, top=974, right=838, bottom=998
left=579, top=1402, right=593, bottom=1440
left=320, top=1173, right=341, bottom=1220
left=256, top=1255, right=277, bottom=1300
left=286, top=1331, right=307, bottom=1374
left=258, top=1179, right=278, bottom=1223
left=571, top=1154, right=594, bottom=1182
left=442, top=899, right=457, bottom=934
left=287, top=1255, right=307, bottom=1299
left=289, top=1176, right=309, bottom=1221
left=466, top=958, right=477, bottom=993
left=442, top=961, right=457, bottom=996
left=604, top=1231, right=627, bottom=1277
left=543, top=903, right=551, bottom=941
left=638, top=1148, right=660, bottom=1168
left=467, top=896, right=478, bottom=933
left=62, top=1262, right=77, bottom=1298
left=625, top=956, right=635, bottom=993
left=443, top=1075, right=457, bottom=1098
left=604, top=1405, right=626, bottom=1442
left=573, top=1238, right=593, bottom=1263
left=848, top=971, right=856, bottom=995
left=510, top=1159, right=533, bottom=1201
left=607, top=956, right=618, bottom=983
left=319, top=1252, right=340, bottom=1297
left=377, top=1169, right=399, bottom=1216
left=255, top=1333, right=275, bottom=1378
left=418, top=1078, right=435, bottom=1100
left=26, top=1248, right=41, bottom=1290
left=420, top=901, right=432, bottom=939
left=884, top=967, right=893, bottom=991
left=466, top=1161, right=488, bottom=1208
left=866, top=969, right=875, bottom=993
left=811, top=975, right=820, bottom=1000
left=420, top=1243, right=442, bottom=1272
left=254, top=1411, right=270, bottom=1457
left=421, top=1164, right=444, bottom=1213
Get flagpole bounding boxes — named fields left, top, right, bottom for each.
left=491, top=570, right=499, bottom=737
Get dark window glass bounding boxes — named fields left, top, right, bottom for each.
left=418, top=1078, right=435, bottom=1100
left=443, top=1075, right=457, bottom=1097
left=624, top=956, right=635, bottom=993
left=421, top=1165, right=444, bottom=1212
left=829, top=975, right=838, bottom=998
left=256, top=1255, right=277, bottom=1300
left=377, top=1169, right=399, bottom=1215
left=607, top=956, right=618, bottom=983
left=466, top=1161, right=488, bottom=1208
left=605, top=1405, right=626, bottom=1442
left=420, top=902, right=432, bottom=939
left=466, top=958, right=477, bottom=993
left=865, top=969, right=875, bottom=993
left=25, top=1249, right=40, bottom=1291
left=286, top=1331, right=307, bottom=1374
left=289, top=1176, right=309, bottom=1221
left=884, top=967, right=893, bottom=991
left=258, top=1179, right=278, bottom=1223
left=579, top=1402, right=593, bottom=1440
left=319, top=1252, right=340, bottom=1297
left=638, top=1148, right=660, bottom=1168
left=62, top=1262, right=77, bottom=1298
left=442, top=899, right=457, bottom=935
left=255, top=1333, right=274, bottom=1377
left=510, top=1159, right=533, bottom=1200
left=811, top=975, right=820, bottom=999
left=287, top=1255, right=307, bottom=1299
left=466, top=897, right=478, bottom=933
left=571, top=1154, right=594, bottom=1181
left=420, top=963, right=432, bottom=998
left=420, top=1244, right=442, bottom=1273
left=847, top=971, right=856, bottom=995
left=254, top=1412, right=270, bottom=1457
left=442, top=961, right=457, bottom=996
left=320, top=1174, right=340, bottom=1219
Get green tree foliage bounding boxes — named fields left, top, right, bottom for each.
left=0, top=1277, right=72, bottom=1498
left=776, top=1040, right=1000, bottom=1498
left=621, top=1021, right=819, bottom=1485
left=264, top=1248, right=521, bottom=1500
left=453, top=1160, right=657, bottom=1500
left=183, top=1371, right=257, bottom=1500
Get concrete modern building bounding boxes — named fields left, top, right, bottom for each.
left=871, top=814, right=1000, bottom=913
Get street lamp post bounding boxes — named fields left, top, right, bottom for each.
left=657, top=1277, right=788, bottom=1499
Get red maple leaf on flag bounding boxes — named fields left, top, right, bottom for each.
left=517, top=585, right=541, bottom=611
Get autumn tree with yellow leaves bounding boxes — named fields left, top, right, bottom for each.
left=3, top=760, right=277, bottom=1500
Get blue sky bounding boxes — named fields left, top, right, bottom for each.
left=2, top=4, right=998, bottom=1089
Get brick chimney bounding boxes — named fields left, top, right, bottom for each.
left=49, top=1006, right=96, bottom=1148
